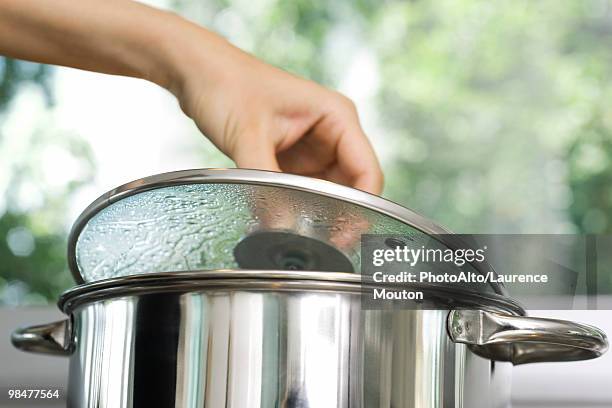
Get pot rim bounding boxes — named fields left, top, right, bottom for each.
left=57, top=270, right=525, bottom=316
left=67, top=168, right=505, bottom=296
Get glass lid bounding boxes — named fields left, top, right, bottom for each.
left=69, top=169, right=493, bottom=289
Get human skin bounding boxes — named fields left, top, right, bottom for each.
left=0, top=0, right=383, bottom=194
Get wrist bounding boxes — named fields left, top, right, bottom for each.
left=148, top=13, right=233, bottom=100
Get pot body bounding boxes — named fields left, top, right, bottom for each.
left=66, top=286, right=511, bottom=408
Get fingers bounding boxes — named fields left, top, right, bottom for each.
left=231, top=133, right=281, bottom=173
left=278, top=100, right=384, bottom=194
left=233, top=123, right=383, bottom=194
left=215, top=85, right=382, bottom=193
left=330, top=103, right=384, bottom=195
left=277, top=133, right=335, bottom=175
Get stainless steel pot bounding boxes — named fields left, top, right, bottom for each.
left=12, top=271, right=608, bottom=408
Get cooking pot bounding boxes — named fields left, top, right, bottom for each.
left=12, top=271, right=607, bottom=408
left=11, top=169, right=609, bottom=408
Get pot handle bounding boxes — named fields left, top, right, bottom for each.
left=448, top=310, right=608, bottom=365
left=11, top=319, right=72, bottom=356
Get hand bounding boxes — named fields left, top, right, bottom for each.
left=168, top=33, right=384, bottom=195
left=0, top=0, right=383, bottom=194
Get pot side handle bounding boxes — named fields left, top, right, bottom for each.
left=11, top=319, right=72, bottom=356
left=448, top=309, right=608, bottom=365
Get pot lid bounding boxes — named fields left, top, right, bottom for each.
left=68, top=169, right=504, bottom=295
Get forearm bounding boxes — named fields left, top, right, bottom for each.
left=0, top=0, right=227, bottom=93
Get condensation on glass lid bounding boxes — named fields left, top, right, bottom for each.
left=75, top=183, right=426, bottom=282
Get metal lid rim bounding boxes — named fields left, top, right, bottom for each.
left=57, top=270, right=524, bottom=316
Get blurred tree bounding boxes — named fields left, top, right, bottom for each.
left=568, top=114, right=612, bottom=234
left=0, top=58, right=94, bottom=305
left=173, top=0, right=605, bottom=233
left=0, top=58, right=52, bottom=111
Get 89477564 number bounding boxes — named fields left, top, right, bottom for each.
left=8, top=389, right=60, bottom=399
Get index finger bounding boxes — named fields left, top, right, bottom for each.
left=336, top=112, right=384, bottom=195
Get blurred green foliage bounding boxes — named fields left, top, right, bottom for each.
left=1, top=1, right=611, bottom=304
left=177, top=0, right=612, bottom=233
left=0, top=58, right=94, bottom=305
left=0, top=59, right=52, bottom=111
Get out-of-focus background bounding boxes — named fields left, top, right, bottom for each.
left=1, top=0, right=611, bottom=406
left=3, top=0, right=612, bottom=306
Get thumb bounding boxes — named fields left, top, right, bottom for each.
left=230, top=133, right=281, bottom=172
